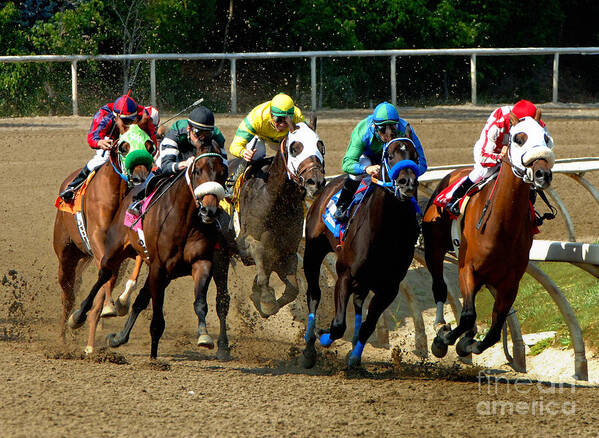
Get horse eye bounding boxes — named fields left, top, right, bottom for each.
left=544, top=134, right=549, bottom=144
left=513, top=133, right=527, bottom=146
left=397, top=177, right=407, bottom=185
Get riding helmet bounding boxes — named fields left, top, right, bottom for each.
left=270, top=93, right=295, bottom=117
left=188, top=106, right=215, bottom=131
left=511, top=100, right=537, bottom=120
left=372, top=102, right=400, bottom=126
left=113, top=95, right=138, bottom=120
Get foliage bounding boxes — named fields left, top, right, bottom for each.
left=0, top=0, right=598, bottom=115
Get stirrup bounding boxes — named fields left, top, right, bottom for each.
left=128, top=201, right=142, bottom=216
left=447, top=201, right=461, bottom=216
left=60, top=188, right=75, bottom=202
left=333, top=206, right=349, bottom=223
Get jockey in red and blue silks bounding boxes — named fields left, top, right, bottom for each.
left=59, top=95, right=158, bottom=202
left=333, top=101, right=427, bottom=222
left=445, top=99, right=554, bottom=216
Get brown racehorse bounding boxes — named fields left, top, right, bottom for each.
left=68, top=142, right=228, bottom=359
left=422, top=112, right=554, bottom=359
left=224, top=117, right=325, bottom=318
left=54, top=115, right=155, bottom=353
left=301, top=138, right=420, bottom=368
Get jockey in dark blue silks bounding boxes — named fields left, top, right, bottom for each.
left=333, top=102, right=428, bottom=222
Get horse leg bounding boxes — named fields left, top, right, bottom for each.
left=348, top=288, right=397, bottom=368
left=301, top=237, right=328, bottom=369
left=275, top=254, right=299, bottom=309
left=246, top=237, right=278, bottom=317
left=319, top=270, right=352, bottom=348
left=213, top=249, right=231, bottom=361
left=84, top=287, right=108, bottom=355
left=192, top=260, right=215, bottom=350
left=424, top=242, right=449, bottom=328
left=106, top=281, right=152, bottom=348
left=67, top=267, right=114, bottom=329
left=115, top=256, right=143, bottom=316
left=351, top=292, right=367, bottom=348
left=56, top=245, right=85, bottom=340
left=149, top=270, right=169, bottom=359
left=460, top=284, right=518, bottom=356
left=435, top=265, right=481, bottom=353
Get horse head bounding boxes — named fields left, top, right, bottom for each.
left=114, top=114, right=155, bottom=186
left=187, top=142, right=227, bottom=224
left=283, top=114, right=326, bottom=198
left=507, top=112, right=554, bottom=189
left=382, top=136, right=419, bottom=200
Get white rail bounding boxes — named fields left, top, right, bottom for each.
left=1, top=47, right=598, bottom=115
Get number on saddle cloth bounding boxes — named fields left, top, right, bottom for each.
left=322, top=179, right=371, bottom=238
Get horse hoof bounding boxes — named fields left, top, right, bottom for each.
left=67, top=310, right=86, bottom=329
left=106, top=333, right=121, bottom=348
left=115, top=298, right=130, bottom=317
left=431, top=336, right=448, bottom=358
left=216, top=348, right=231, bottom=362
left=456, top=336, right=476, bottom=357
left=260, top=299, right=279, bottom=317
left=300, top=348, right=317, bottom=369
left=101, top=303, right=117, bottom=318
left=84, top=346, right=94, bottom=355
left=348, top=355, right=362, bottom=369
left=197, top=334, right=215, bottom=349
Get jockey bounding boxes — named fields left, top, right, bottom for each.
left=127, top=105, right=226, bottom=216
left=59, top=94, right=158, bottom=202
left=144, top=105, right=166, bottom=146
left=224, top=93, right=305, bottom=196
left=446, top=99, right=554, bottom=216
left=333, top=102, right=428, bottom=222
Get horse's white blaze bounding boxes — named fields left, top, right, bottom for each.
left=509, top=116, right=555, bottom=170
left=286, top=122, right=323, bottom=175
left=194, top=181, right=225, bottom=201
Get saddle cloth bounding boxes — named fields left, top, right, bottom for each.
left=124, top=188, right=158, bottom=232
left=433, top=176, right=468, bottom=210
left=322, top=179, right=370, bottom=239
left=54, top=171, right=96, bottom=214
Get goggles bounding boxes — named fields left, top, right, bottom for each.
left=376, top=123, right=397, bottom=134
left=272, top=115, right=288, bottom=124
left=190, top=126, right=213, bottom=137
left=114, top=112, right=137, bottom=124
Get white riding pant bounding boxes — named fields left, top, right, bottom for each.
left=349, top=154, right=372, bottom=181
left=246, top=136, right=267, bottom=161
left=85, top=149, right=110, bottom=172
left=469, top=140, right=500, bottom=183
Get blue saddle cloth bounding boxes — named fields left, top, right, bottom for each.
left=322, top=178, right=422, bottom=239
left=322, top=180, right=371, bottom=238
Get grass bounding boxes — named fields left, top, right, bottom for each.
left=475, top=261, right=599, bottom=352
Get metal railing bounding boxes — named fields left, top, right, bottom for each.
left=1, top=47, right=598, bottom=115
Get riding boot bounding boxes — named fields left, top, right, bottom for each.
left=332, top=177, right=360, bottom=223
left=127, top=174, right=153, bottom=216
left=224, top=160, right=250, bottom=198
left=59, top=166, right=91, bottom=203
left=447, top=177, right=474, bottom=216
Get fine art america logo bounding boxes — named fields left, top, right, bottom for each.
left=477, top=370, right=576, bottom=416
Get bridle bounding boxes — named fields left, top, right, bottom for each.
left=280, top=137, right=325, bottom=187
left=185, top=152, right=226, bottom=209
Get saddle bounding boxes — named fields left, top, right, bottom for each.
left=54, top=171, right=96, bottom=214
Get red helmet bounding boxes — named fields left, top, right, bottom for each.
left=511, top=100, right=537, bottom=120
left=113, top=95, right=138, bottom=121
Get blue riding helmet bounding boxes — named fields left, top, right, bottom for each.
left=372, top=102, right=400, bottom=126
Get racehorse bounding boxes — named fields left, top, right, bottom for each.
left=67, top=141, right=228, bottom=359
left=301, top=137, right=420, bottom=368
left=224, top=116, right=325, bottom=318
left=54, top=115, right=155, bottom=353
left=422, top=113, right=554, bottom=359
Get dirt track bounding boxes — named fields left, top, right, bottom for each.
left=1, top=106, right=599, bottom=437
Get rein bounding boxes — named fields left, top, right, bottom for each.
left=109, top=151, right=130, bottom=185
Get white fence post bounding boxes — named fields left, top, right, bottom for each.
left=553, top=53, right=560, bottom=104
left=71, top=60, right=78, bottom=116
left=230, top=58, right=237, bottom=114
left=150, top=59, right=156, bottom=107
left=311, top=56, right=317, bottom=111
left=470, top=54, right=477, bottom=105
left=390, top=55, right=397, bottom=106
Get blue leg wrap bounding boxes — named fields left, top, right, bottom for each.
left=319, top=333, right=333, bottom=347
left=354, top=314, right=362, bottom=335
left=350, top=340, right=365, bottom=360
left=304, top=313, right=315, bottom=343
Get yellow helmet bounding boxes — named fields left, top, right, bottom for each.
left=270, top=93, right=295, bottom=117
